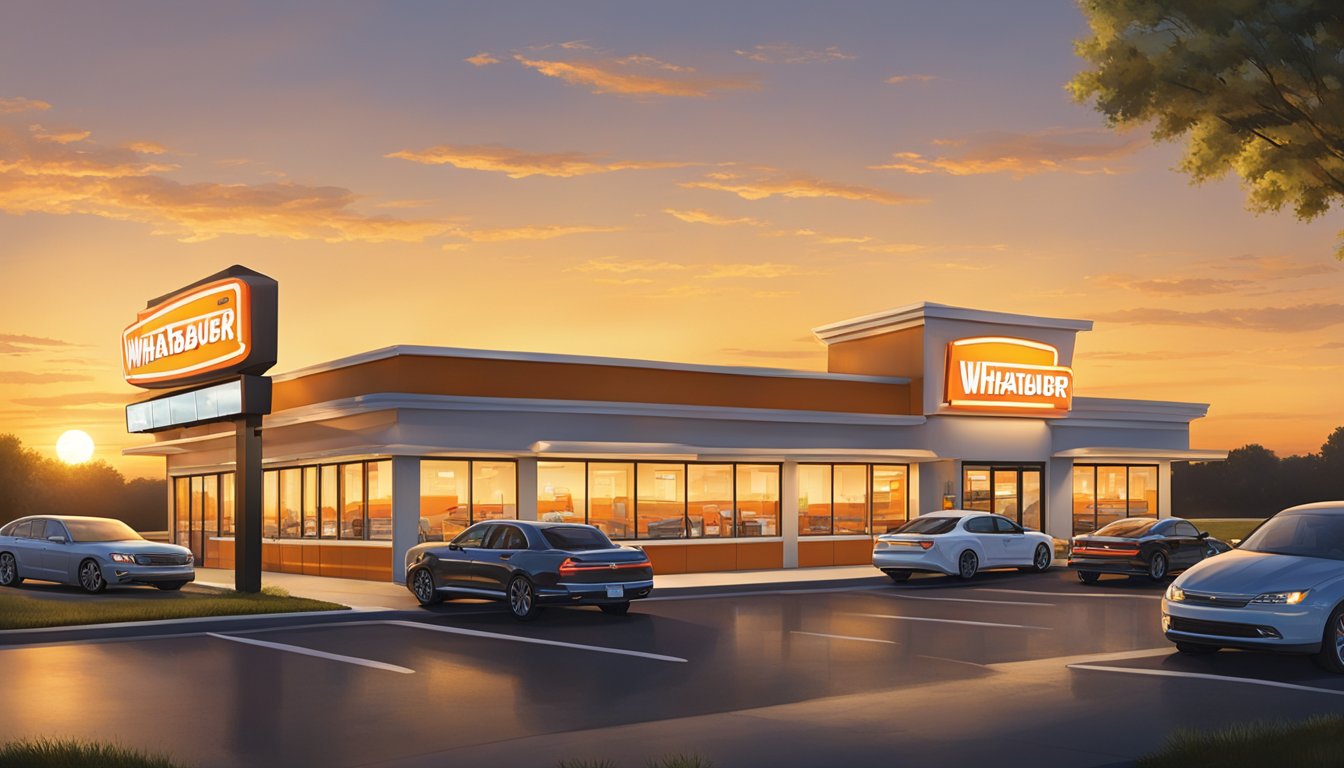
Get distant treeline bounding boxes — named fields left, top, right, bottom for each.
left=1174, top=427, right=1344, bottom=519
left=0, top=434, right=166, bottom=532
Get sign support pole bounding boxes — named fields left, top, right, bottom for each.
left=234, top=414, right=263, bottom=593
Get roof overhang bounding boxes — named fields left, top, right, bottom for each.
left=812, top=301, right=1093, bottom=345
left=531, top=441, right=941, bottom=463
left=1053, top=447, right=1228, bottom=461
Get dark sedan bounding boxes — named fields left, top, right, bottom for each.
left=404, top=520, right=654, bottom=620
left=1070, top=517, right=1229, bottom=583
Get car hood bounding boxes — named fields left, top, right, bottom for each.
left=77, top=540, right=192, bottom=556
left=1176, top=548, right=1344, bottom=593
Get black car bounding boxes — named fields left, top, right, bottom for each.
left=404, top=520, right=654, bottom=620
left=1069, top=517, right=1229, bottom=583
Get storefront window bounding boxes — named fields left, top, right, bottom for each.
left=872, top=465, right=908, bottom=534
left=833, top=465, right=869, bottom=534
left=1129, top=466, right=1157, bottom=517
left=341, top=463, right=364, bottom=539
left=320, top=465, right=338, bottom=538
left=473, top=461, right=516, bottom=522
left=736, top=464, right=779, bottom=536
left=421, top=460, right=468, bottom=541
left=1073, top=466, right=1095, bottom=536
left=798, top=464, right=832, bottom=535
left=588, top=462, right=634, bottom=539
left=964, top=468, right=992, bottom=512
left=1074, top=465, right=1159, bottom=534
left=279, top=467, right=302, bottom=539
left=263, top=470, right=279, bottom=538
left=637, top=463, right=685, bottom=538
left=302, top=466, right=318, bottom=538
left=688, top=464, right=732, bottom=537
left=1022, top=470, right=1042, bottom=532
left=220, top=472, right=235, bottom=536
left=174, top=476, right=190, bottom=546
left=191, top=476, right=205, bottom=556
left=366, top=460, right=393, bottom=541
left=1097, top=466, right=1127, bottom=530
left=539, top=461, right=585, bottom=525
left=202, top=475, right=218, bottom=538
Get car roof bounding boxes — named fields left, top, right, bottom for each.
left=918, top=510, right=994, bottom=519
left=1280, top=502, right=1344, bottom=515
left=8, top=515, right=124, bottom=523
left=468, top=520, right=600, bottom=530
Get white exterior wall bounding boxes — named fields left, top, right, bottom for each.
left=391, top=455, right=420, bottom=582
left=781, top=461, right=799, bottom=567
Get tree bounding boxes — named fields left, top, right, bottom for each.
left=1070, top=0, right=1344, bottom=258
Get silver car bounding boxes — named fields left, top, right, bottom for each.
left=1163, top=501, right=1344, bottom=672
left=0, top=515, right=195, bottom=593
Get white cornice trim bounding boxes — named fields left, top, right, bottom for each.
left=1054, top=447, right=1228, bottom=461
left=812, top=301, right=1094, bottom=345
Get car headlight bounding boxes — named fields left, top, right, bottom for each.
left=1166, top=584, right=1185, bottom=602
left=109, top=553, right=136, bottom=564
left=875, top=541, right=890, bottom=550
left=1251, top=591, right=1309, bottom=605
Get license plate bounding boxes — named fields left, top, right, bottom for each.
left=606, top=585, right=624, bottom=598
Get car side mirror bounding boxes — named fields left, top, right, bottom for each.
left=447, top=543, right=462, bottom=551
left=47, top=535, right=66, bottom=544
left=1197, top=531, right=1209, bottom=539
left=1230, top=538, right=1242, bottom=548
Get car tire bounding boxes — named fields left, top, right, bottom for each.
left=0, top=552, right=22, bottom=587
left=957, top=550, right=978, bottom=580
left=1148, top=552, right=1169, bottom=582
left=409, top=567, right=444, bottom=606
left=1018, top=544, right=1051, bottom=574
left=154, top=581, right=187, bottom=591
left=507, top=575, right=540, bottom=621
left=885, top=570, right=912, bottom=583
left=1313, top=603, right=1344, bottom=674
left=1077, top=570, right=1099, bottom=584
left=599, top=601, right=631, bottom=615
left=78, top=559, right=107, bottom=594
left=1175, top=642, right=1220, bottom=654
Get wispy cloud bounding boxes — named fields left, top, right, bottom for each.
left=664, top=208, right=764, bottom=226
left=1091, top=275, right=1254, bottom=296
left=10, top=392, right=131, bottom=407
left=682, top=169, right=923, bottom=205
left=0, top=97, right=51, bottom=114
left=871, top=128, right=1147, bottom=177
left=698, top=263, right=810, bottom=279
left=1093, top=304, right=1344, bottom=332
left=0, top=334, right=74, bottom=355
left=465, top=52, right=500, bottom=67
left=455, top=224, right=620, bottom=242
left=387, top=143, right=690, bottom=179
left=885, top=74, right=937, bottom=84
left=734, top=44, right=856, bottom=64
left=29, top=125, right=91, bottom=144
left=571, top=259, right=687, bottom=274
left=124, top=140, right=169, bottom=155
left=513, top=52, right=757, bottom=97
left=0, top=371, right=94, bottom=384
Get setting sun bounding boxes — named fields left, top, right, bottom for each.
left=55, top=429, right=95, bottom=464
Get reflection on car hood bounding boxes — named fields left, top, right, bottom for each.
left=1177, top=548, right=1344, bottom=593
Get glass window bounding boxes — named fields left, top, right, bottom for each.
left=872, top=465, right=908, bottom=534
left=1241, top=513, right=1344, bottom=560
left=279, top=468, right=302, bottom=539
left=736, top=464, right=779, bottom=536
left=320, top=465, right=338, bottom=538
left=965, top=516, right=995, bottom=534
left=589, top=462, right=635, bottom=539
left=64, top=518, right=142, bottom=542
left=191, top=475, right=205, bottom=553
left=637, top=463, right=685, bottom=539
left=1129, top=466, right=1157, bottom=517
left=341, top=463, right=364, bottom=539
left=366, top=460, right=393, bottom=541
left=302, top=466, right=318, bottom=538
left=688, top=464, right=732, bottom=538
left=833, top=465, right=869, bottom=535
left=541, top=525, right=612, bottom=550
left=15, top=519, right=36, bottom=538
left=1096, top=466, right=1127, bottom=531
left=263, top=470, right=279, bottom=538
left=798, top=464, right=832, bottom=535
left=220, top=472, right=235, bottom=536
left=1095, top=518, right=1159, bottom=538
left=964, top=468, right=992, bottom=512
left=992, top=516, right=1021, bottom=534
left=891, top=516, right=957, bottom=535
left=421, top=459, right=469, bottom=542
left=473, top=461, right=517, bottom=523
left=1175, top=521, right=1200, bottom=538
left=43, top=519, right=68, bottom=540
left=1021, top=470, right=1042, bottom=532
left=1073, top=466, right=1095, bottom=536
left=992, top=469, right=1019, bottom=521
left=491, top=525, right=528, bottom=550
left=538, top=461, right=585, bottom=525
left=453, top=524, right=489, bottom=548
left=201, top=475, right=218, bottom=537
left=174, top=477, right=190, bottom=546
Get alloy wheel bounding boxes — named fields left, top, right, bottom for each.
left=1034, top=545, right=1050, bottom=571
left=1149, top=553, right=1168, bottom=580
left=79, top=561, right=105, bottom=592
left=1334, top=615, right=1344, bottom=666
left=509, top=578, right=533, bottom=616
left=0, top=553, right=15, bottom=585
left=412, top=569, right=434, bottom=603
left=958, top=551, right=978, bottom=579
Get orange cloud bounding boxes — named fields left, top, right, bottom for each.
left=465, top=52, right=500, bottom=67
left=1092, top=275, right=1253, bottom=295
left=0, top=97, right=50, bottom=114
left=663, top=208, right=764, bottom=226
left=682, top=169, right=924, bottom=205
left=455, top=224, right=621, bottom=242
left=698, top=263, right=810, bottom=279
left=125, top=140, right=170, bottom=155
left=885, top=74, right=937, bottom=84
left=735, top=44, right=856, bottom=64
left=1093, top=303, right=1344, bottom=332
left=0, top=372, right=93, bottom=384
left=513, top=53, right=757, bottom=97
left=571, top=259, right=687, bottom=274
left=29, top=125, right=92, bottom=144
left=387, top=143, right=690, bottom=178
left=871, top=128, right=1147, bottom=177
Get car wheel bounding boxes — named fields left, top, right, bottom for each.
left=1313, top=604, right=1344, bottom=674
left=0, top=552, right=22, bottom=587
left=78, top=559, right=107, bottom=594
left=957, top=550, right=978, bottom=580
left=154, top=581, right=187, bottom=591
left=885, top=570, right=912, bottom=583
left=599, top=601, right=631, bottom=615
left=1077, top=570, right=1099, bottom=584
left=409, top=567, right=443, bottom=606
left=1148, top=552, right=1169, bottom=582
left=507, top=575, right=539, bottom=621
left=1020, top=544, right=1051, bottom=573
left=1175, top=642, right=1220, bottom=655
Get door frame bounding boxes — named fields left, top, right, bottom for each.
left=960, top=462, right=1046, bottom=534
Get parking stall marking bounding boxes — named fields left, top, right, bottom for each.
left=1067, top=664, right=1344, bottom=697
left=844, top=613, right=1052, bottom=630
left=207, top=632, right=416, bottom=674
left=384, top=620, right=689, bottom=663
left=973, top=588, right=1162, bottom=601
left=879, top=593, right=1055, bottom=608
left=789, top=630, right=900, bottom=646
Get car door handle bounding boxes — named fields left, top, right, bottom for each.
left=498, top=553, right=512, bottom=560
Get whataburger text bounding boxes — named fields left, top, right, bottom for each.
left=122, top=279, right=249, bottom=385
left=124, top=307, right=236, bottom=368
left=957, top=361, right=1069, bottom=399
left=944, top=337, right=1073, bottom=411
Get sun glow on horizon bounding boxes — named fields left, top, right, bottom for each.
left=55, top=429, right=95, bottom=464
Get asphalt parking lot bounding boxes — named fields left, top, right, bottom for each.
left=3, top=569, right=1344, bottom=768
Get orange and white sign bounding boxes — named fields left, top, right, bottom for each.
left=944, top=337, right=1073, bottom=412
left=122, top=278, right=251, bottom=387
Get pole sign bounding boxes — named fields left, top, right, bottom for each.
left=944, top=336, right=1073, bottom=413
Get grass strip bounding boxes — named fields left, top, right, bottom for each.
left=1138, top=716, right=1344, bottom=768
left=0, top=586, right=345, bottom=630
left=0, top=737, right=188, bottom=767
left=1186, top=518, right=1263, bottom=542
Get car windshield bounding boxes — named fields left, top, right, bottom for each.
left=889, top=517, right=958, bottom=535
left=541, top=526, right=613, bottom=550
left=1240, top=513, right=1344, bottom=561
left=1094, top=518, right=1159, bottom=538
left=63, top=519, right=143, bottom=543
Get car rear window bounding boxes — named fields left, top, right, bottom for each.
left=1094, top=518, right=1158, bottom=538
left=890, top=517, right=958, bottom=535
left=541, top=526, right=613, bottom=550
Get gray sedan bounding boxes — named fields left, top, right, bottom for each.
left=0, top=515, right=195, bottom=593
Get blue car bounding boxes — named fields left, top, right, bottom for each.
left=0, top=515, right=195, bottom=593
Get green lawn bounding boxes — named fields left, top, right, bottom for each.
left=1186, top=518, right=1263, bottom=542
left=0, top=586, right=346, bottom=630
left=1138, top=716, right=1344, bottom=768
left=0, top=738, right=188, bottom=767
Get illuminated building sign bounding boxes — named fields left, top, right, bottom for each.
left=944, top=337, right=1073, bottom=412
left=122, top=269, right=277, bottom=389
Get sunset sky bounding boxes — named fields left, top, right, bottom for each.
left=2, top=1, right=1342, bottom=479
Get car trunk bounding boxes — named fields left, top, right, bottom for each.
left=559, top=548, right=653, bottom=583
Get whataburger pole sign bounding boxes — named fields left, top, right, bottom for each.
left=944, top=336, right=1074, bottom=413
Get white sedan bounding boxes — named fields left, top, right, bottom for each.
left=873, top=510, right=1054, bottom=582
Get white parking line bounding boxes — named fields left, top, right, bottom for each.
left=384, top=620, right=688, bottom=663
left=880, top=593, right=1054, bottom=607
left=974, top=588, right=1162, bottom=601
left=207, top=632, right=415, bottom=674
left=1067, top=664, right=1344, bottom=697
left=789, top=630, right=899, bottom=646
left=845, top=613, right=1051, bottom=630
left=917, top=654, right=991, bottom=670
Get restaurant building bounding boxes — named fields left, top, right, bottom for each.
left=127, top=302, right=1225, bottom=583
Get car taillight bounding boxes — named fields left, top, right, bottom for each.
left=919, top=541, right=934, bottom=550
left=559, top=557, right=579, bottom=576
left=559, top=557, right=650, bottom=575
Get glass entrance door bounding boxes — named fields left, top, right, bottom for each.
left=962, top=464, right=1046, bottom=533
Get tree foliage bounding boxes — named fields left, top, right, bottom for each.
left=1070, top=0, right=1344, bottom=257
left=0, top=433, right=166, bottom=531
left=1174, top=426, right=1344, bottom=517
